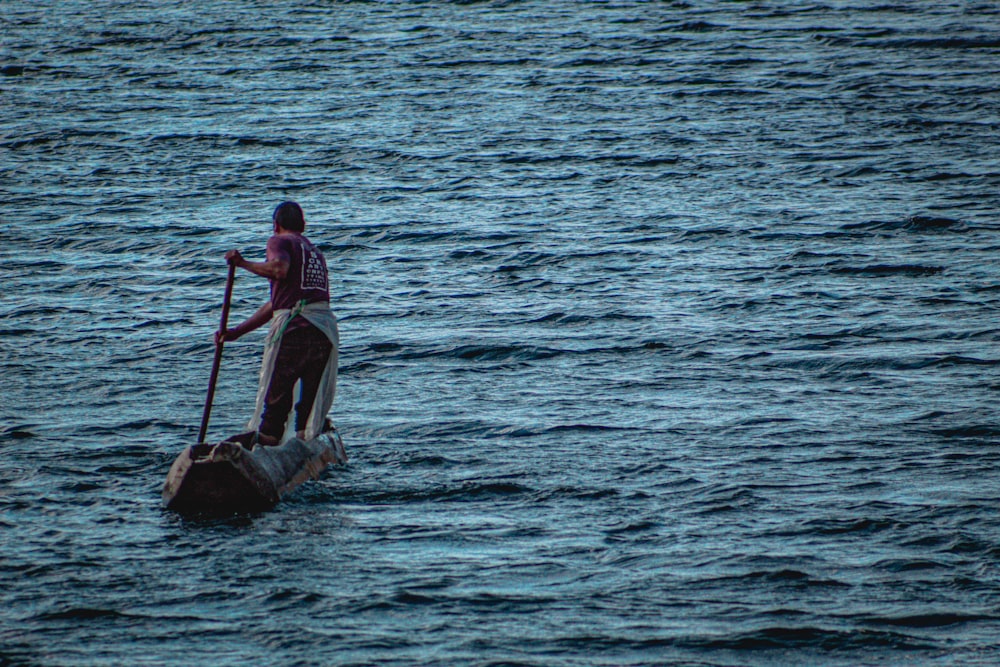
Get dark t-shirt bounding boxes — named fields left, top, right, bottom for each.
left=267, top=233, right=329, bottom=332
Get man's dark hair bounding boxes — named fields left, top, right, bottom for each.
left=273, top=201, right=305, bottom=232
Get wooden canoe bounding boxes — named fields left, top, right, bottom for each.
left=162, top=428, right=347, bottom=515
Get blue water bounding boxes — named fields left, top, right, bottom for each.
left=3, top=1, right=1000, bottom=665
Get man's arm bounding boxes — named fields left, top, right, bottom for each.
left=216, top=300, right=274, bottom=343
left=225, top=249, right=289, bottom=281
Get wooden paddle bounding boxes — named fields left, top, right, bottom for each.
left=198, top=262, right=237, bottom=444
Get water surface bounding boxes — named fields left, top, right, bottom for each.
left=3, top=1, right=1000, bottom=665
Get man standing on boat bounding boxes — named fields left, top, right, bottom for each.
left=216, top=202, right=339, bottom=446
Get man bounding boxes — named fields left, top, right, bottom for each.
left=217, top=201, right=339, bottom=446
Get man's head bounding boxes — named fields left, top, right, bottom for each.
left=273, top=201, right=305, bottom=232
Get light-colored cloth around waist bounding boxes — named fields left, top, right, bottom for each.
left=246, top=301, right=339, bottom=442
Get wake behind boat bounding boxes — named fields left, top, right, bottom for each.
left=163, top=427, right=347, bottom=515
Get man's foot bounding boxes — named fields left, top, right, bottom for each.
left=256, top=432, right=280, bottom=447
left=222, top=431, right=280, bottom=448
left=222, top=431, right=257, bottom=448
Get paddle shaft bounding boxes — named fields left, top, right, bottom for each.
left=198, top=262, right=237, bottom=444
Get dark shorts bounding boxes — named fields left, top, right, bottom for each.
left=258, top=322, right=333, bottom=440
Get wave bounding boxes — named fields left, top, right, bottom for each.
left=33, top=607, right=130, bottom=621
left=925, top=424, right=1000, bottom=438
left=828, top=264, right=944, bottom=277
left=878, top=38, right=1000, bottom=50
left=526, top=311, right=654, bottom=325
left=693, top=626, right=934, bottom=651
left=0, top=424, right=37, bottom=441
left=863, top=612, right=993, bottom=628
left=840, top=215, right=967, bottom=233
left=352, top=480, right=534, bottom=504
left=401, top=343, right=564, bottom=362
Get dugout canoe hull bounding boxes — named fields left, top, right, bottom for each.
left=163, top=429, right=347, bottom=515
